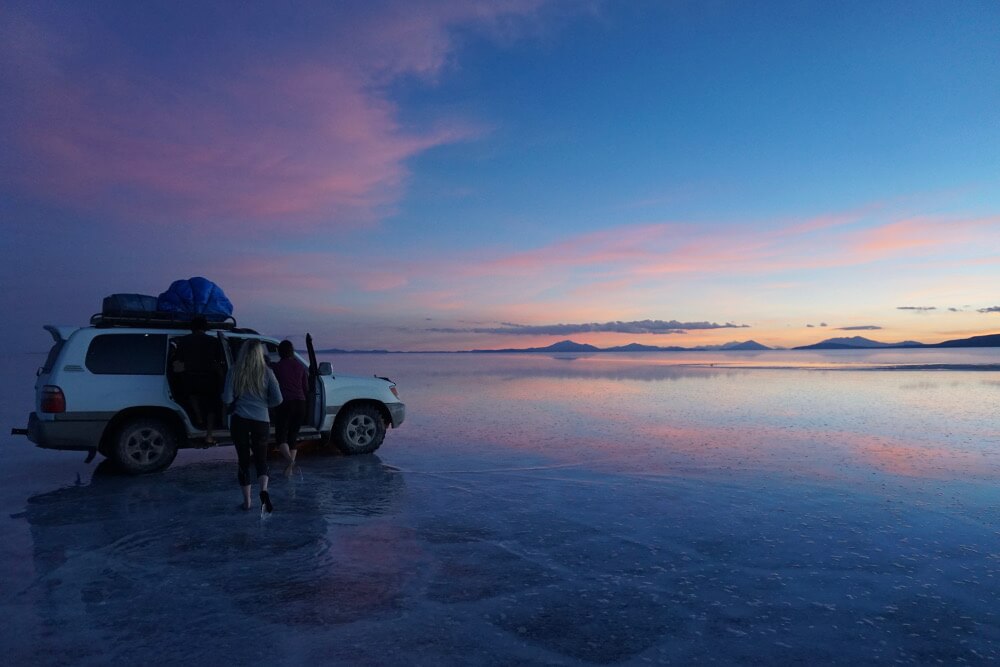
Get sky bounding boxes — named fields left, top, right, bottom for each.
left=2, top=0, right=999, bottom=352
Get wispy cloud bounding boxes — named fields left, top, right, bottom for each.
left=836, top=325, right=882, bottom=331
left=427, top=319, right=749, bottom=335
left=464, top=209, right=1000, bottom=291
left=0, top=2, right=562, bottom=226
left=897, top=306, right=937, bottom=311
left=978, top=306, right=1000, bottom=313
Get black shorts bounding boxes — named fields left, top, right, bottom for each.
left=273, top=399, right=306, bottom=447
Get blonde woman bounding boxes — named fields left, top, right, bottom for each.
left=222, top=340, right=282, bottom=511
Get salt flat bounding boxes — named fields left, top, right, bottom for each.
left=1, top=350, right=998, bottom=664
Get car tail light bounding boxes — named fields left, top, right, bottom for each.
left=41, top=385, right=66, bottom=413
left=389, top=386, right=399, bottom=398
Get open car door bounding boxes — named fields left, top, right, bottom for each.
left=305, top=333, right=325, bottom=430
left=217, top=331, right=233, bottom=430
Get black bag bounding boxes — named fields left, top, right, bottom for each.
left=102, top=293, right=159, bottom=317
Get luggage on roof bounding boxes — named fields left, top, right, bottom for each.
left=92, top=278, right=238, bottom=329
left=156, top=277, right=234, bottom=321
left=102, top=293, right=159, bottom=318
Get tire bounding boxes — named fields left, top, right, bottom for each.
left=111, top=417, right=179, bottom=474
left=332, top=404, right=386, bottom=455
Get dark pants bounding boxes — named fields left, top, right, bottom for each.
left=273, top=399, right=306, bottom=448
left=232, top=415, right=269, bottom=486
left=184, top=373, right=222, bottom=427
left=189, top=392, right=221, bottom=427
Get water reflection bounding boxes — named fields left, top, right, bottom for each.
left=16, top=456, right=409, bottom=662
left=331, top=353, right=1000, bottom=484
left=361, top=347, right=1000, bottom=375
left=4, top=351, right=1000, bottom=663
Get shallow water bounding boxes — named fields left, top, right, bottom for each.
left=1, top=350, right=998, bottom=664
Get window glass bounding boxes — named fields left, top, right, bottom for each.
left=86, top=334, right=167, bottom=375
left=226, top=337, right=245, bottom=361
left=226, top=338, right=277, bottom=364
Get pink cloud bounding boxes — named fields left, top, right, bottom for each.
left=849, top=216, right=1000, bottom=260
left=209, top=252, right=413, bottom=306
left=8, top=59, right=464, bottom=227
left=192, top=202, right=1000, bottom=343
left=0, top=2, right=557, bottom=227
left=463, top=210, right=1000, bottom=287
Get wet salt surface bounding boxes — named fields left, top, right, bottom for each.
left=1, top=350, right=999, bottom=664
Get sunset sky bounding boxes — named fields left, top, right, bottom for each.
left=2, top=1, right=999, bottom=352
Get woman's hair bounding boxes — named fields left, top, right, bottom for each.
left=278, top=340, right=294, bottom=359
left=232, top=339, right=267, bottom=398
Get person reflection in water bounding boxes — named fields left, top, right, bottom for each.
left=223, top=340, right=282, bottom=512
left=272, top=340, right=309, bottom=468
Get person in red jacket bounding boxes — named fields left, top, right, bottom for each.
left=272, top=340, right=309, bottom=464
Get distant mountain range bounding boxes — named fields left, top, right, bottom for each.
left=793, top=333, right=1000, bottom=350
left=470, top=339, right=773, bottom=353
left=793, top=336, right=923, bottom=350
left=315, top=332, right=1000, bottom=354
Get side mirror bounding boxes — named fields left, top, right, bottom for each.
left=317, top=362, right=333, bottom=376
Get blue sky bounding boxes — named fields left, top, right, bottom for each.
left=1, top=0, right=998, bottom=351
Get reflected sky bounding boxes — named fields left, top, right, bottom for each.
left=2, top=351, right=999, bottom=663
left=324, top=352, right=1000, bottom=487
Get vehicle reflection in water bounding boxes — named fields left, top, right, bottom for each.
left=19, top=455, right=408, bottom=662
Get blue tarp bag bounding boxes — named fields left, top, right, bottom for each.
left=156, top=277, right=234, bottom=320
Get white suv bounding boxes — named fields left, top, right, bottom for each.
left=18, top=319, right=405, bottom=474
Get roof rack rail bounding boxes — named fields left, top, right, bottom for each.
left=90, top=312, right=242, bottom=331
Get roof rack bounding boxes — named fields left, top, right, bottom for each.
left=90, top=312, right=245, bottom=331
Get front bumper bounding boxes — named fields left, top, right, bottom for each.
left=387, top=402, right=406, bottom=427
left=27, top=412, right=108, bottom=451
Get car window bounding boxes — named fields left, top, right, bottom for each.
left=226, top=337, right=244, bottom=361
left=226, top=338, right=277, bottom=358
left=86, top=334, right=167, bottom=375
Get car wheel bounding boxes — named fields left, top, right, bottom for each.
left=112, top=417, right=179, bottom=474
left=332, top=404, right=386, bottom=455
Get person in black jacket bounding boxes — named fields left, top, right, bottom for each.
left=171, top=316, right=224, bottom=445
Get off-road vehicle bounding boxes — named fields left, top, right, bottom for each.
left=15, top=312, right=405, bottom=474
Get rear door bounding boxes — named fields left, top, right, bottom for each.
left=305, top=333, right=325, bottom=429
left=36, top=326, right=68, bottom=382
left=34, top=326, right=72, bottom=412
left=218, top=332, right=233, bottom=429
